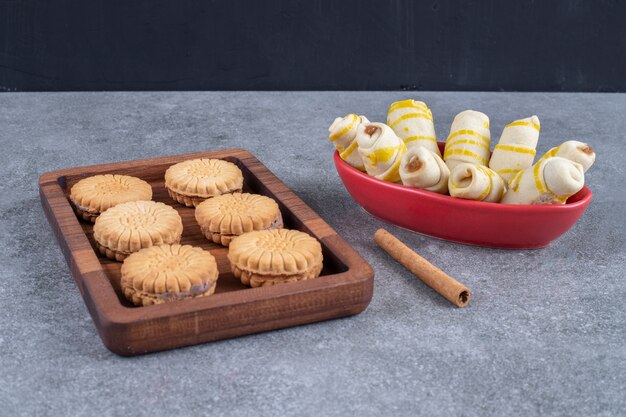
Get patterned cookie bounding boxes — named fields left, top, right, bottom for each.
left=93, top=200, right=183, bottom=261
left=69, top=174, right=152, bottom=222
left=227, top=229, right=323, bottom=288
left=195, top=193, right=283, bottom=247
left=121, top=244, right=219, bottom=306
left=164, top=159, right=244, bottom=207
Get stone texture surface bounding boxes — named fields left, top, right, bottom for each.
left=0, top=92, right=624, bottom=417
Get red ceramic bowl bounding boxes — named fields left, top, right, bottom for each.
left=334, top=143, right=592, bottom=249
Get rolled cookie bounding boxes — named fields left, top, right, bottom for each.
left=356, top=122, right=407, bottom=182
left=399, top=146, right=449, bottom=194
left=488, top=116, right=540, bottom=185
left=387, top=99, right=441, bottom=156
left=448, top=163, right=505, bottom=203
left=444, top=110, right=491, bottom=170
left=501, top=157, right=584, bottom=205
left=329, top=114, right=370, bottom=171
left=536, top=140, right=595, bottom=173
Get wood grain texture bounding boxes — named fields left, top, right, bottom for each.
left=39, top=149, right=374, bottom=356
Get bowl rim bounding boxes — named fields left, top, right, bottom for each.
left=333, top=150, right=593, bottom=213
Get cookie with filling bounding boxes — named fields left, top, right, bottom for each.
left=121, top=244, right=219, bottom=306
left=195, top=193, right=283, bottom=247
left=69, top=174, right=152, bottom=222
left=227, top=229, right=323, bottom=288
left=93, top=200, right=183, bottom=261
left=164, top=159, right=243, bottom=207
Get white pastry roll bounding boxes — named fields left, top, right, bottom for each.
left=488, top=116, right=540, bottom=185
left=537, top=140, right=595, bottom=173
left=328, top=114, right=370, bottom=171
left=399, top=146, right=450, bottom=194
left=356, top=122, right=407, bottom=182
left=501, top=157, right=584, bottom=205
left=387, top=99, right=441, bottom=156
left=448, top=163, right=505, bottom=203
left=444, top=110, right=491, bottom=170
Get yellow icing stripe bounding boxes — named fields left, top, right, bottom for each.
left=476, top=181, right=492, bottom=201
left=380, top=142, right=406, bottom=182
left=496, top=168, right=520, bottom=175
left=449, top=166, right=491, bottom=200
left=505, top=120, right=540, bottom=132
left=339, top=139, right=358, bottom=160
left=446, top=129, right=490, bottom=145
left=388, top=100, right=429, bottom=113
left=380, top=157, right=402, bottom=182
left=483, top=121, right=490, bottom=129
left=479, top=165, right=494, bottom=177
left=389, top=112, right=433, bottom=128
left=475, top=166, right=493, bottom=201
left=533, top=162, right=547, bottom=194
left=329, top=114, right=358, bottom=141
left=510, top=171, right=523, bottom=192
left=494, top=144, right=537, bottom=156
left=496, top=174, right=505, bottom=200
left=445, top=138, right=491, bottom=152
left=364, top=145, right=402, bottom=166
left=443, top=149, right=488, bottom=165
left=449, top=177, right=462, bottom=189
left=537, top=146, right=560, bottom=163
left=404, top=135, right=437, bottom=144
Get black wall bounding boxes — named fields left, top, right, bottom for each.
left=1, top=0, right=624, bottom=92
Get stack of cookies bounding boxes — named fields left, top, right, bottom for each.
left=68, top=157, right=324, bottom=308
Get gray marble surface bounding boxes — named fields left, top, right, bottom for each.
left=0, top=92, right=624, bottom=417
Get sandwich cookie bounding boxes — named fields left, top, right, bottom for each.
left=195, top=193, right=283, bottom=247
left=165, top=158, right=244, bottom=207
left=121, top=244, right=219, bottom=306
left=228, top=229, right=323, bottom=288
left=69, top=174, right=152, bottom=222
left=93, top=200, right=183, bottom=261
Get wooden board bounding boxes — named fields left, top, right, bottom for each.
left=39, top=148, right=374, bottom=356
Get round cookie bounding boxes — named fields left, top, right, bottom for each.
left=164, top=159, right=244, bottom=207
left=121, top=244, right=219, bottom=306
left=93, top=200, right=183, bottom=262
left=195, top=193, right=283, bottom=247
left=227, top=229, right=323, bottom=288
left=69, top=174, right=152, bottom=222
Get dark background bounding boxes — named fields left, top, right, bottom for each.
left=1, top=0, right=624, bottom=92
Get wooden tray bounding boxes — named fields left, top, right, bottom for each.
left=39, top=149, right=374, bottom=356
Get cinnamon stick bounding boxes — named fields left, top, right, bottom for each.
left=374, top=228, right=471, bottom=307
